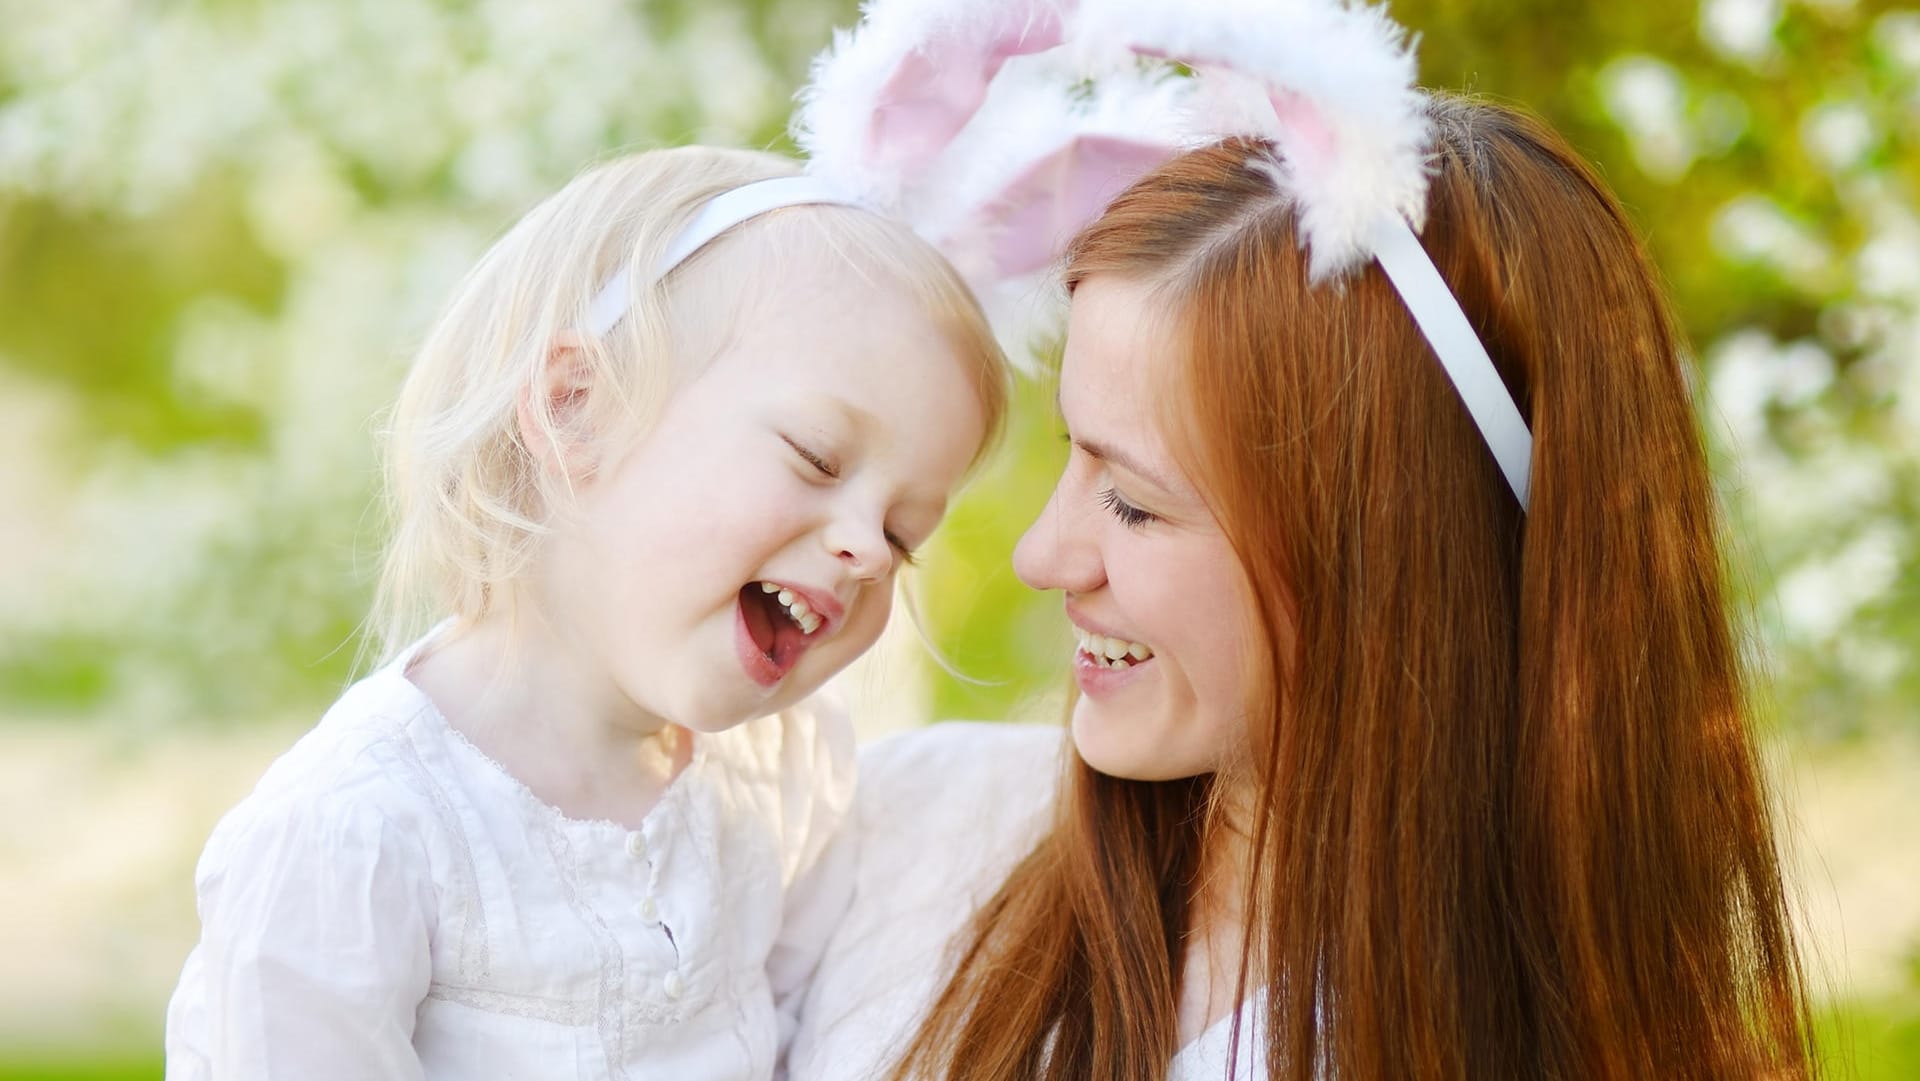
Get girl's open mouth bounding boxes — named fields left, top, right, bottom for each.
left=735, top=581, right=825, bottom=687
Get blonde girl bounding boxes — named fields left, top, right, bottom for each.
left=164, top=145, right=1007, bottom=1080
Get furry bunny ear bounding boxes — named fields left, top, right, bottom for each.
left=963, top=133, right=1174, bottom=279
left=1077, top=0, right=1431, bottom=282
left=798, top=0, right=1433, bottom=286
left=795, top=0, right=1072, bottom=208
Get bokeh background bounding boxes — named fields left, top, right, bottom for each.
left=1, top=0, right=1916, bottom=1076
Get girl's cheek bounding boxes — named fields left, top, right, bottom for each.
left=844, top=592, right=892, bottom=653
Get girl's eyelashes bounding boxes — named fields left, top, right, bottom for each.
left=783, top=435, right=839, bottom=479
left=885, top=531, right=920, bottom=568
left=1098, top=487, right=1155, bottom=529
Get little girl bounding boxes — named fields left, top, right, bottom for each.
left=163, top=145, right=1009, bottom=1079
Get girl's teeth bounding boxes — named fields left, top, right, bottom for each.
left=757, top=581, right=823, bottom=636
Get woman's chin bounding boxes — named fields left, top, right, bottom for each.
left=1069, top=704, right=1212, bottom=782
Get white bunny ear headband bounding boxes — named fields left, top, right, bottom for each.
left=588, top=0, right=1533, bottom=508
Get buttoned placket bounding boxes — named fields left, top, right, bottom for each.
left=625, top=825, right=686, bottom=1002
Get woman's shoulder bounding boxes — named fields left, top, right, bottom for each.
left=786, top=722, right=1066, bottom=1081
left=856, top=720, right=1063, bottom=839
left=847, top=720, right=1065, bottom=945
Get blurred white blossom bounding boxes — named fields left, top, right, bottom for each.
left=1701, top=0, right=1782, bottom=64
left=1599, top=55, right=1698, bottom=180
left=1711, top=194, right=1836, bottom=288
left=1800, top=100, right=1877, bottom=172
left=1774, top=524, right=1904, bottom=644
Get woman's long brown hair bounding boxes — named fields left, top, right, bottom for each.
left=889, top=95, right=1817, bottom=1081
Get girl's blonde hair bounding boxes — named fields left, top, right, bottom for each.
left=371, top=145, right=1009, bottom=662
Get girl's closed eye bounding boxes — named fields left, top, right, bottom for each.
left=783, top=434, right=839, bottom=479
left=1098, top=487, right=1155, bottom=529
left=787, top=432, right=922, bottom=567
left=885, top=530, right=920, bottom=568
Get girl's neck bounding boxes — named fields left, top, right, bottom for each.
left=406, top=609, right=690, bottom=829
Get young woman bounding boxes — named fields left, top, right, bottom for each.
left=786, top=94, right=1819, bottom=1081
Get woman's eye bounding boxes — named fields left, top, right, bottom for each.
left=1098, top=487, right=1155, bottom=529
left=783, top=435, right=839, bottom=479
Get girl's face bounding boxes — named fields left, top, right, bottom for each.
left=541, top=256, right=987, bottom=735
left=1014, top=276, right=1260, bottom=781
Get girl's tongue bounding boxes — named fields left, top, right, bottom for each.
left=742, top=584, right=779, bottom=657
left=738, top=584, right=813, bottom=670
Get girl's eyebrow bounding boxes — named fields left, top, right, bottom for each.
left=825, top=396, right=877, bottom=434
left=785, top=394, right=875, bottom=435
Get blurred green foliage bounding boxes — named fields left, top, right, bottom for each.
left=0, top=1060, right=161, bottom=1081
left=4, top=0, right=1913, bottom=739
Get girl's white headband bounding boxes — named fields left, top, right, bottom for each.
left=582, top=175, right=861, bottom=338
left=590, top=0, right=1533, bottom=508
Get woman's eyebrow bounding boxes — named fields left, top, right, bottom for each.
left=1071, top=435, right=1184, bottom=496
left=1055, top=387, right=1186, bottom=495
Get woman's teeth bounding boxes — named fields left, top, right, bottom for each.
left=1074, top=628, right=1154, bottom=669
left=758, top=581, right=823, bottom=635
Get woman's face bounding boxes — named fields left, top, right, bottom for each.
left=1013, top=275, right=1258, bottom=781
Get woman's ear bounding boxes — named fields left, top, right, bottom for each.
left=516, top=331, right=601, bottom=481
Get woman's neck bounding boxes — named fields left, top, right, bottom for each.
left=1177, top=775, right=1258, bottom=1046
left=405, top=608, right=689, bottom=828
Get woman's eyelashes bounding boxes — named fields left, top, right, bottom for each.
left=1060, top=431, right=1159, bottom=531
left=1098, top=487, right=1155, bottom=529
left=784, top=433, right=921, bottom=568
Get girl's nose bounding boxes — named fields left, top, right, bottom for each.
left=824, top=507, right=893, bottom=583
left=1013, top=480, right=1104, bottom=595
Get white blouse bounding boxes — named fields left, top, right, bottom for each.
left=785, top=722, right=1263, bottom=1081
left=165, top=652, right=854, bottom=1081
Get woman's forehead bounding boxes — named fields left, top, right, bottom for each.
left=1060, top=277, right=1177, bottom=423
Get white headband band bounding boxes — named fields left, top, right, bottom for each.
left=583, top=175, right=862, bottom=338
left=1368, top=216, right=1533, bottom=506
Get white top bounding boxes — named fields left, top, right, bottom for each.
left=785, top=722, right=1263, bottom=1081
left=165, top=653, right=855, bottom=1081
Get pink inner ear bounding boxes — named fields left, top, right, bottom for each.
left=867, top=4, right=1067, bottom=178
left=1267, top=89, right=1337, bottom=174
left=1120, top=39, right=1339, bottom=178
left=963, top=135, right=1178, bottom=279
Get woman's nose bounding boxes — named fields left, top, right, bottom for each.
left=1013, top=480, right=1104, bottom=595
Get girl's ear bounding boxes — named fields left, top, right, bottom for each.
left=516, top=331, right=601, bottom=480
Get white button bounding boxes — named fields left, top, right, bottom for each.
left=624, top=832, right=646, bottom=859
left=663, top=970, right=685, bottom=1000
left=637, top=897, right=660, bottom=923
